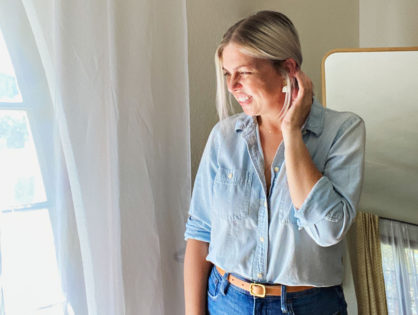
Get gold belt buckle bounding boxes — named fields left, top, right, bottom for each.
left=249, top=283, right=266, bottom=298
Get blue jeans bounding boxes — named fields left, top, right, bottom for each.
left=207, top=266, right=348, bottom=315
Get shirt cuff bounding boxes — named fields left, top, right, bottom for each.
left=184, top=216, right=211, bottom=243
left=293, top=176, right=341, bottom=229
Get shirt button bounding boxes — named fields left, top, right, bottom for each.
left=227, top=173, right=233, bottom=179
left=264, top=201, right=267, bottom=207
left=257, top=273, right=263, bottom=279
left=274, top=167, right=279, bottom=173
left=259, top=237, right=264, bottom=242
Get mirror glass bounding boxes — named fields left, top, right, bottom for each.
left=322, top=48, right=418, bottom=224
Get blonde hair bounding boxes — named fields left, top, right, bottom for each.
left=215, top=11, right=302, bottom=120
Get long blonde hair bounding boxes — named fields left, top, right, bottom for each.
left=215, top=11, right=302, bottom=120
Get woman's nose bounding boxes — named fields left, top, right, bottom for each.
left=227, top=74, right=242, bottom=92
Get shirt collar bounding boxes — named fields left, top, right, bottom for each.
left=302, top=98, right=325, bottom=136
left=234, top=114, right=256, bottom=134
left=234, top=98, right=325, bottom=136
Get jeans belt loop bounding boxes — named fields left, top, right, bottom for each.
left=219, top=271, right=230, bottom=296
left=281, top=284, right=289, bottom=313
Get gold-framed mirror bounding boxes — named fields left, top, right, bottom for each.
left=322, top=47, right=418, bottom=224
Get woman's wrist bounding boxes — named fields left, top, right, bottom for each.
left=282, top=125, right=302, bottom=142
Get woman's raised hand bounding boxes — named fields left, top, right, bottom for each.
left=281, top=70, right=313, bottom=135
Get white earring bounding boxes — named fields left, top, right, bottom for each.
left=282, top=79, right=288, bottom=93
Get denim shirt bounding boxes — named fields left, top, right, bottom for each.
left=185, top=99, right=365, bottom=287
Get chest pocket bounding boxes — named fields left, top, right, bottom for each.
left=213, top=167, right=253, bottom=220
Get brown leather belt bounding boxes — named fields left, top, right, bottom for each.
left=216, top=266, right=314, bottom=298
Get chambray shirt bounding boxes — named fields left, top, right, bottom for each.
left=185, top=99, right=365, bottom=287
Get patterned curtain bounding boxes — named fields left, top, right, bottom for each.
left=347, top=211, right=388, bottom=315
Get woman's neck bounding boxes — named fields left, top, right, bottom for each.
left=257, top=114, right=282, bottom=135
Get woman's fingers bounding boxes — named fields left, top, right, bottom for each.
left=293, top=71, right=312, bottom=103
left=281, top=70, right=313, bottom=131
left=292, top=71, right=313, bottom=112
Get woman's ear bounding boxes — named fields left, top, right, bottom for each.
left=283, top=59, right=299, bottom=78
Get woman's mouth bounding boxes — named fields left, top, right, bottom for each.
left=235, top=94, right=252, bottom=106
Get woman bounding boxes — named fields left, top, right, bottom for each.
left=184, top=11, right=365, bottom=315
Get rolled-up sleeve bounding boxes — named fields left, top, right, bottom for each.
left=184, top=126, right=219, bottom=243
left=294, top=115, right=366, bottom=247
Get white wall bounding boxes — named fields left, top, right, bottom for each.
left=186, top=0, right=255, bottom=180
left=359, top=0, right=418, bottom=224
left=359, top=0, right=418, bottom=225
left=360, top=0, right=418, bottom=47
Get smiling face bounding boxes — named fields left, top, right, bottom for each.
left=221, top=42, right=286, bottom=118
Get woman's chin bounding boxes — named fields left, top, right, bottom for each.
left=241, top=105, right=257, bottom=116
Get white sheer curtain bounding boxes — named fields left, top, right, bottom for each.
left=5, top=0, right=189, bottom=314
left=380, top=219, right=418, bottom=315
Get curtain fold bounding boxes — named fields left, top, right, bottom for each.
left=22, top=0, right=126, bottom=313
left=347, top=211, right=388, bottom=315
left=19, top=0, right=190, bottom=314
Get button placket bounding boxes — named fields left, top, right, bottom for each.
left=257, top=197, right=269, bottom=281
left=254, top=197, right=267, bottom=281
left=242, top=124, right=269, bottom=282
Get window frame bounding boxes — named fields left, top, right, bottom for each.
left=0, top=1, right=66, bottom=313
left=0, top=0, right=55, bottom=210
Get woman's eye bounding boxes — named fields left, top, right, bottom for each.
left=223, top=72, right=230, bottom=77
left=239, top=71, right=251, bottom=76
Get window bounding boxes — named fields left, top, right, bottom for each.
left=0, top=24, right=69, bottom=315
left=380, top=218, right=418, bottom=315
